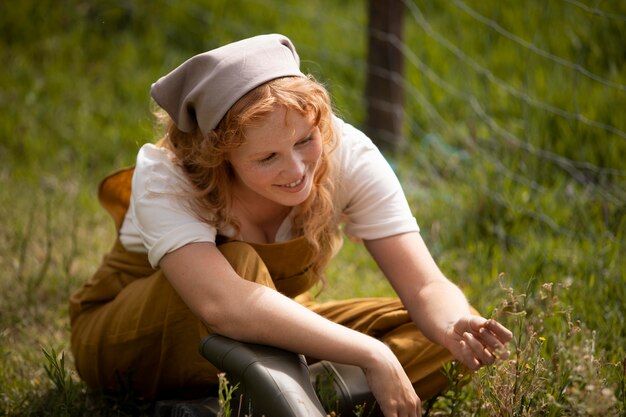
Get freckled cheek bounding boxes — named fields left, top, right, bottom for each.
left=253, top=170, right=280, bottom=189
left=236, top=165, right=278, bottom=190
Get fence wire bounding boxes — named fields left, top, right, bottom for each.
left=396, top=1, right=625, bottom=247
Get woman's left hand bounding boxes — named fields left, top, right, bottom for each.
left=443, top=316, right=513, bottom=370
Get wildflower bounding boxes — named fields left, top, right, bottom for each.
left=601, top=388, right=614, bottom=398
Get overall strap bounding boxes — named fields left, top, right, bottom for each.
left=98, top=166, right=135, bottom=230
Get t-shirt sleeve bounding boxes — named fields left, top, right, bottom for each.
left=128, top=144, right=217, bottom=267
left=333, top=118, right=419, bottom=240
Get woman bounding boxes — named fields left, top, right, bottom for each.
left=70, top=34, right=512, bottom=417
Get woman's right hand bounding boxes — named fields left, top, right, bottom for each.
left=363, top=342, right=422, bottom=417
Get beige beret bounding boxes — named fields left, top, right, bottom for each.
left=150, top=34, right=304, bottom=136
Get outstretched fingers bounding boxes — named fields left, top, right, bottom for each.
left=458, top=339, right=482, bottom=370
left=484, top=319, right=513, bottom=342
left=453, top=317, right=513, bottom=368
left=463, top=332, right=495, bottom=366
left=448, top=316, right=514, bottom=370
left=478, top=319, right=513, bottom=359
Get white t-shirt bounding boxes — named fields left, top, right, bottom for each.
left=119, top=117, right=419, bottom=267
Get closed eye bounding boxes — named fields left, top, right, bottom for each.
left=255, top=134, right=313, bottom=165
left=257, top=153, right=277, bottom=164
left=296, top=136, right=312, bottom=146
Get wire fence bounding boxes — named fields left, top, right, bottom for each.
left=394, top=0, right=625, bottom=248
left=284, top=0, right=626, bottom=250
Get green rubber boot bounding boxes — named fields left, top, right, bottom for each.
left=199, top=334, right=326, bottom=417
left=308, top=361, right=382, bottom=417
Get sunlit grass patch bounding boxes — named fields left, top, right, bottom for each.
left=427, top=278, right=624, bottom=416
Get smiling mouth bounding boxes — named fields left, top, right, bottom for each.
left=279, top=175, right=305, bottom=189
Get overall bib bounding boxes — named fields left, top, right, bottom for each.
left=69, top=168, right=455, bottom=401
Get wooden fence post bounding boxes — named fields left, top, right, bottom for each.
left=364, top=0, right=406, bottom=153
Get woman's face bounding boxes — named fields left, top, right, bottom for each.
left=228, top=106, right=323, bottom=208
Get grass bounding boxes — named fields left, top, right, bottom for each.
left=1, top=0, right=625, bottom=416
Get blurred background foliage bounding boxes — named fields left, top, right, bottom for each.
left=0, top=0, right=625, bottom=415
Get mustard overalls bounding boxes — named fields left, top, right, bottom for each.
left=69, top=168, right=455, bottom=401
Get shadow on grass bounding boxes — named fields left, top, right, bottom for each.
left=16, top=386, right=154, bottom=417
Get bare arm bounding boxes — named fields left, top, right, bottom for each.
left=365, top=232, right=512, bottom=370
left=160, top=242, right=421, bottom=416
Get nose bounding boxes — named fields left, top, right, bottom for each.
left=281, top=152, right=305, bottom=178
